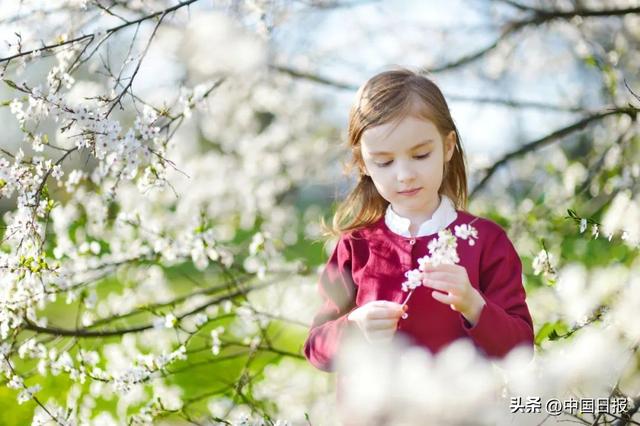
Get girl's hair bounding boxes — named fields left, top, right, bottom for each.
left=327, top=68, right=468, bottom=237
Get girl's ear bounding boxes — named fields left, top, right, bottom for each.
left=444, top=131, right=456, bottom=162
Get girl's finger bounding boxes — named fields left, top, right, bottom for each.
left=422, top=263, right=464, bottom=274
left=371, top=300, right=403, bottom=308
left=431, top=289, right=456, bottom=305
left=423, top=271, right=460, bottom=284
left=367, top=319, right=398, bottom=331
left=369, top=300, right=404, bottom=313
left=366, top=306, right=403, bottom=320
left=422, top=279, right=453, bottom=293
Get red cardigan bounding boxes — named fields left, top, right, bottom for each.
left=304, top=210, right=534, bottom=372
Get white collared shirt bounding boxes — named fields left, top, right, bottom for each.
left=384, top=194, right=458, bottom=237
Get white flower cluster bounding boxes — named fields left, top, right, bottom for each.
left=337, top=257, right=640, bottom=424
left=0, top=241, right=69, bottom=339
left=453, top=224, right=478, bottom=245
left=110, top=345, right=187, bottom=394
left=134, top=105, right=160, bottom=141
left=178, top=82, right=214, bottom=119
left=17, top=384, right=42, bottom=404
left=9, top=82, right=164, bottom=191
left=129, top=393, right=182, bottom=425
left=30, top=348, right=100, bottom=388
left=46, top=48, right=76, bottom=92
left=157, top=313, right=177, bottom=329
left=0, top=78, right=185, bottom=344
left=532, top=249, right=557, bottom=279
left=244, top=231, right=285, bottom=279
left=188, top=227, right=227, bottom=271
left=211, top=326, right=225, bottom=355
left=5, top=371, right=42, bottom=405
left=401, top=224, right=479, bottom=292
left=31, top=400, right=74, bottom=426
left=336, top=318, right=635, bottom=426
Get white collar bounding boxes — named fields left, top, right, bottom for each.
left=384, top=194, right=458, bottom=237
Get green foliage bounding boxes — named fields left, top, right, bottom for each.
left=535, top=320, right=569, bottom=346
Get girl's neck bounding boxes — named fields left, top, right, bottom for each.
left=395, top=196, right=442, bottom=237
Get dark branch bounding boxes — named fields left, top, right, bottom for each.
left=23, top=280, right=278, bottom=338
left=272, top=64, right=587, bottom=112
left=105, top=9, right=166, bottom=116
left=422, top=6, right=640, bottom=73
left=494, top=0, right=547, bottom=13
left=444, top=94, right=589, bottom=113
left=270, top=64, right=357, bottom=90
left=0, top=0, right=201, bottom=64
left=470, top=106, right=639, bottom=198
left=425, top=32, right=507, bottom=73
left=94, top=1, right=131, bottom=23
left=625, top=80, right=640, bottom=104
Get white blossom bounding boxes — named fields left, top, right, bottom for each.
left=18, top=384, right=42, bottom=404
left=211, top=326, right=225, bottom=355
left=401, top=225, right=477, bottom=293
left=454, top=223, right=478, bottom=245
left=163, top=314, right=177, bottom=329
left=532, top=249, right=556, bottom=279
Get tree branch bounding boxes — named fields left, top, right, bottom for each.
left=0, top=0, right=201, bottom=65
left=22, top=280, right=279, bottom=338
left=422, top=6, right=640, bottom=73
left=494, top=0, right=547, bottom=14
left=470, top=106, right=639, bottom=198
left=270, top=64, right=357, bottom=90
left=272, top=64, right=588, bottom=112
left=105, top=9, right=166, bottom=116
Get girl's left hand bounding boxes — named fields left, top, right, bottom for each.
left=421, top=263, right=486, bottom=326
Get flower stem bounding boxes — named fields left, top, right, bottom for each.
left=400, top=289, right=415, bottom=319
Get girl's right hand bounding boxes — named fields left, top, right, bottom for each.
left=347, top=300, right=407, bottom=343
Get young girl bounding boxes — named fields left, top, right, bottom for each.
left=303, top=68, right=534, bottom=377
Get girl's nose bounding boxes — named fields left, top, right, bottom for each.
left=396, top=162, right=416, bottom=182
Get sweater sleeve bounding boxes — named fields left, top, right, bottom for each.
left=303, top=234, right=359, bottom=372
left=460, top=228, right=534, bottom=359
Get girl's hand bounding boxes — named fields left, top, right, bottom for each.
left=421, top=263, right=486, bottom=326
left=347, top=300, right=407, bottom=343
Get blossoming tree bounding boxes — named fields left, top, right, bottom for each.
left=0, top=1, right=340, bottom=424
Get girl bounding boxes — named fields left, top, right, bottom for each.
left=303, top=68, right=534, bottom=376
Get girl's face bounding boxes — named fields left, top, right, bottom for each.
left=360, top=115, right=455, bottom=225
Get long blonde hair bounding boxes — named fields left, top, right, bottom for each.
left=327, top=68, right=468, bottom=237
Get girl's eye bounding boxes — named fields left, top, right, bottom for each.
left=374, top=160, right=392, bottom=167
left=415, top=153, right=431, bottom=160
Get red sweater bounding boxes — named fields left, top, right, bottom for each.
left=304, top=210, right=534, bottom=372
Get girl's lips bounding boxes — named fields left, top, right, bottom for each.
left=398, top=188, right=421, bottom=196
